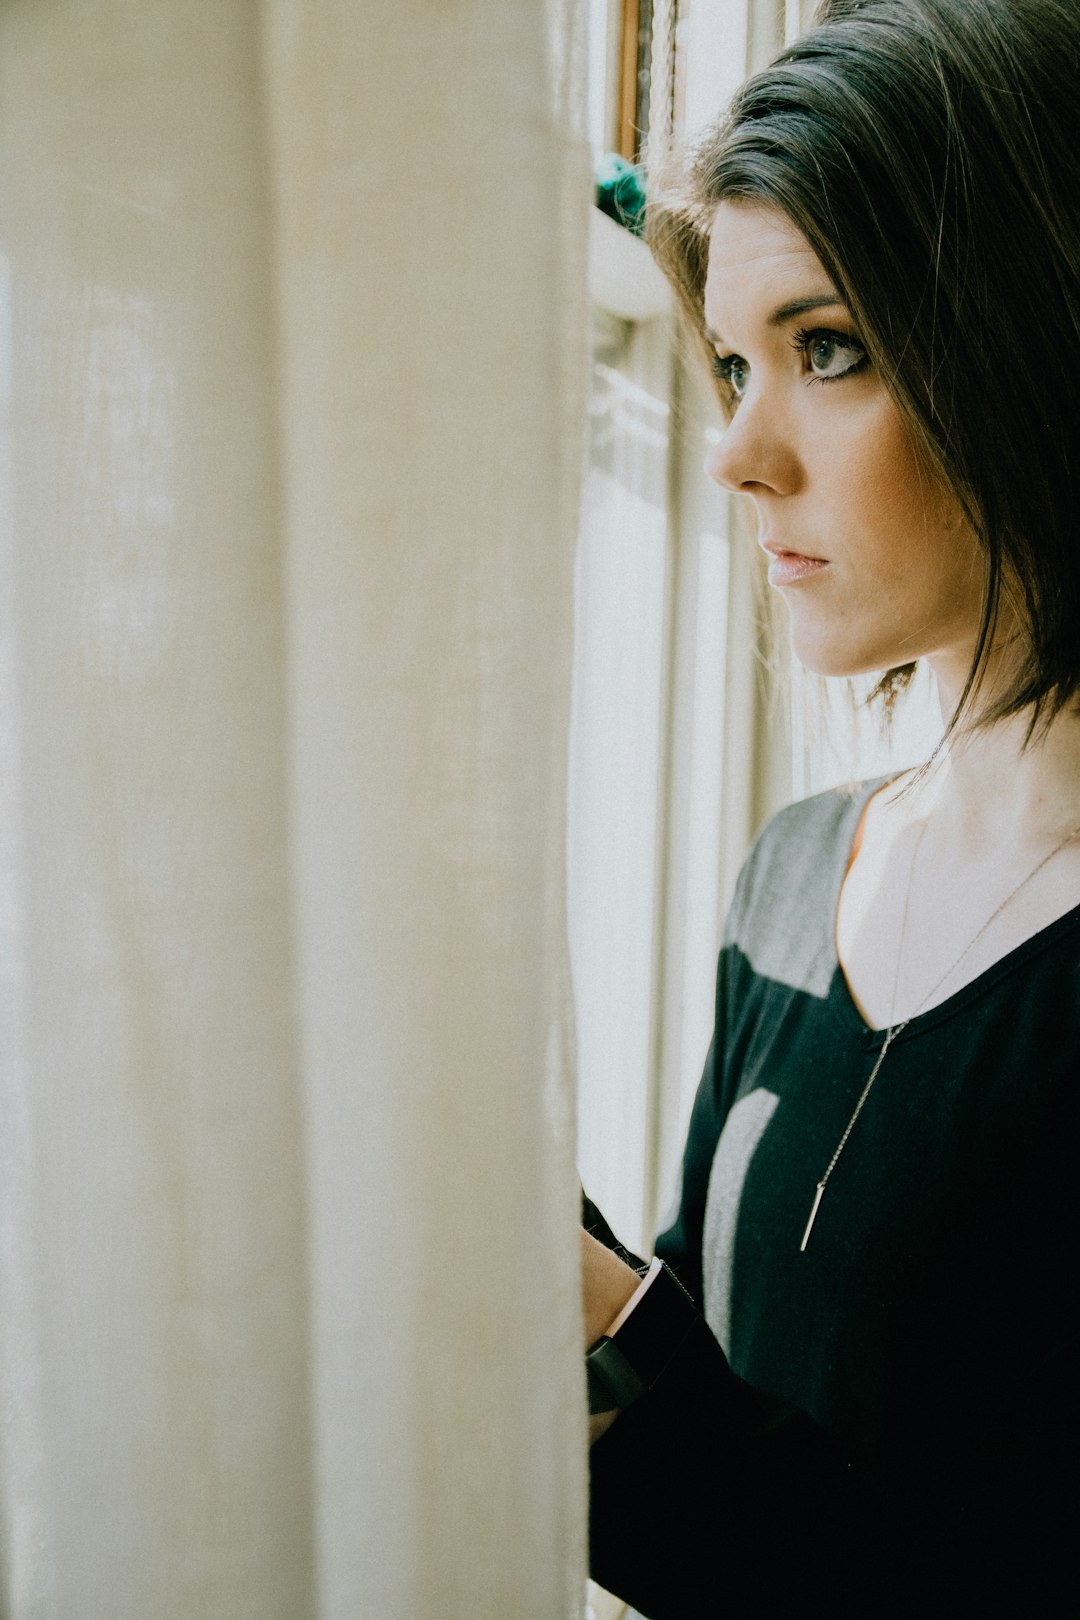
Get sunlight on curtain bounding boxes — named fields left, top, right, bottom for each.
left=0, top=3, right=589, bottom=1616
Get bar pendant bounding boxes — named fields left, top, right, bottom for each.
left=800, top=1181, right=826, bottom=1252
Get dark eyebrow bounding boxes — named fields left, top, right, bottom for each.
left=704, top=294, right=847, bottom=347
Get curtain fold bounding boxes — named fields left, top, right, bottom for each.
left=0, top=2, right=588, bottom=1615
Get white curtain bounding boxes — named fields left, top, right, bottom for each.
left=0, top=3, right=588, bottom=1616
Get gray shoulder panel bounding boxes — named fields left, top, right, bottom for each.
left=728, top=781, right=883, bottom=1002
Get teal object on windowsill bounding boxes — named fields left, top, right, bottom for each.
left=595, top=153, right=646, bottom=238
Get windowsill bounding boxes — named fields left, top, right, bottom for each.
left=589, top=206, right=671, bottom=322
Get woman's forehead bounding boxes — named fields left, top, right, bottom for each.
left=704, top=202, right=839, bottom=340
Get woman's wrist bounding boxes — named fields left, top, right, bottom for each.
left=580, top=1227, right=645, bottom=1348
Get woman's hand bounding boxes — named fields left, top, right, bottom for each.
left=581, top=1227, right=643, bottom=1442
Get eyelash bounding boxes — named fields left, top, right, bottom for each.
left=791, top=325, right=869, bottom=385
left=710, top=326, right=869, bottom=401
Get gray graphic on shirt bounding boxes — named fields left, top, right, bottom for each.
left=702, top=1087, right=780, bottom=1352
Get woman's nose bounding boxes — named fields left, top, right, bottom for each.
left=704, top=395, right=799, bottom=496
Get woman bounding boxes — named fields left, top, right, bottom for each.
left=580, top=0, right=1080, bottom=1612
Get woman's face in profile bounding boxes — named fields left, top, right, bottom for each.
left=703, top=200, right=985, bottom=691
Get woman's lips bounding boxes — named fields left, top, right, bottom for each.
left=765, top=549, right=829, bottom=588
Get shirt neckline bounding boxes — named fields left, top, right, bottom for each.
left=828, top=775, right=1080, bottom=1046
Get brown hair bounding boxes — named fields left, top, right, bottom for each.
left=647, top=0, right=1080, bottom=733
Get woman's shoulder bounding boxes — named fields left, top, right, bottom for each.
left=735, top=775, right=888, bottom=909
left=758, top=776, right=886, bottom=851
left=723, top=776, right=890, bottom=996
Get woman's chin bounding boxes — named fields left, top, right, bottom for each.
left=787, top=632, right=889, bottom=681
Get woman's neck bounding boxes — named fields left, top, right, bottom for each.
left=921, top=687, right=1080, bottom=860
left=838, top=681, right=1080, bottom=1030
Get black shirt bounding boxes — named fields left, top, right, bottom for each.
left=588, top=783, right=1080, bottom=1615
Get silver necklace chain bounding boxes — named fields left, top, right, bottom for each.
left=799, top=809, right=1080, bottom=1252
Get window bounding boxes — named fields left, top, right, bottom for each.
left=572, top=0, right=938, bottom=1258
left=575, top=0, right=775, bottom=1255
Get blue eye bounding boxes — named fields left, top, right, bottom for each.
left=711, top=327, right=868, bottom=403
left=792, top=327, right=868, bottom=383
left=711, top=352, right=750, bottom=401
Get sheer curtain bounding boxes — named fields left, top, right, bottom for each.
left=0, top=3, right=588, bottom=1616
